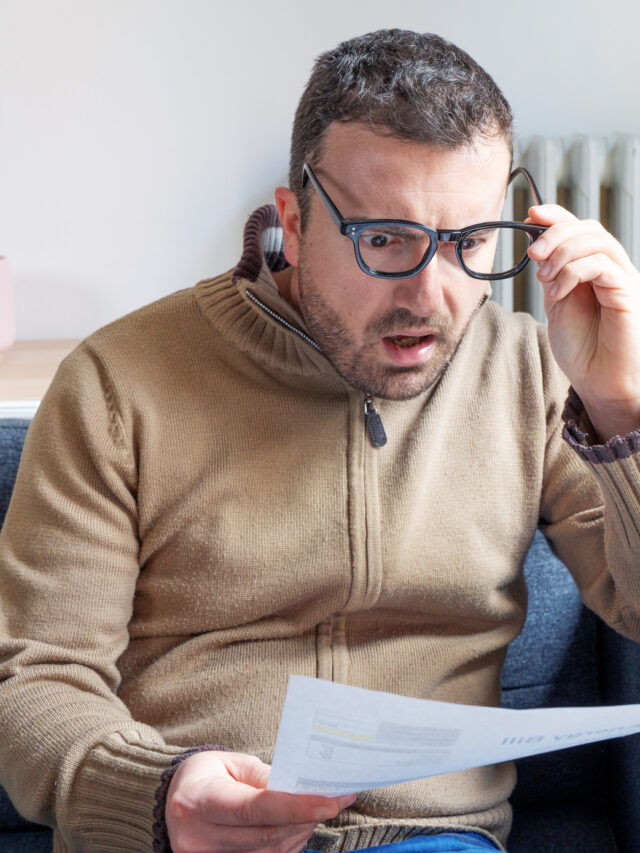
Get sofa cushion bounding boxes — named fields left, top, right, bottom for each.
left=0, top=830, right=52, bottom=852
left=508, top=801, right=619, bottom=852
left=0, top=419, right=53, bottom=847
left=0, top=419, right=30, bottom=528
left=501, top=531, right=608, bottom=811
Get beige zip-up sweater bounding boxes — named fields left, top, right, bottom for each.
left=1, top=206, right=640, bottom=853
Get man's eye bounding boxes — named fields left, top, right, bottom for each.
left=460, top=236, right=481, bottom=251
left=362, top=233, right=395, bottom=249
left=460, top=228, right=497, bottom=253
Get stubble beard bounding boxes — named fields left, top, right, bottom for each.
left=296, top=262, right=467, bottom=402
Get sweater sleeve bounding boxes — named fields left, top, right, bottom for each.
left=0, top=343, right=187, bottom=851
left=537, top=327, right=640, bottom=641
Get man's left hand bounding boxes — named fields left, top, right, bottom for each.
left=527, top=204, right=640, bottom=441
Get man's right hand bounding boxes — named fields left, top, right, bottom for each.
left=165, top=750, right=358, bottom=853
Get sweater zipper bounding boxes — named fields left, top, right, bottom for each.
left=246, top=288, right=387, bottom=447
left=363, top=396, right=387, bottom=447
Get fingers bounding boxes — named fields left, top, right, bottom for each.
left=540, top=254, right=622, bottom=306
left=206, top=778, right=355, bottom=827
left=527, top=216, right=604, bottom=264
left=529, top=217, right=630, bottom=270
left=202, top=754, right=355, bottom=826
left=535, top=234, right=624, bottom=296
left=526, top=203, right=577, bottom=227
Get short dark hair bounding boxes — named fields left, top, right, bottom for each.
left=289, top=29, right=513, bottom=225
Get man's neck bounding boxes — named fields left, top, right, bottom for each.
left=272, top=266, right=299, bottom=311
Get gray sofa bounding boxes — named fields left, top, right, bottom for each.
left=1, top=417, right=640, bottom=852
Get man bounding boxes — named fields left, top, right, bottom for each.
left=1, top=28, right=640, bottom=853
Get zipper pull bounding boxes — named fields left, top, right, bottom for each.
left=364, top=395, right=387, bottom=448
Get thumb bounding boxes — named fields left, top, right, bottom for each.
left=220, top=752, right=272, bottom=790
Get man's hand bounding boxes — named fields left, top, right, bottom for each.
left=527, top=204, right=640, bottom=441
left=165, top=750, right=357, bottom=853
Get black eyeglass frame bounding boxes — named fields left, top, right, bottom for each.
left=301, top=163, right=548, bottom=281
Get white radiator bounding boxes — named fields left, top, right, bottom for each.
left=492, top=134, right=640, bottom=322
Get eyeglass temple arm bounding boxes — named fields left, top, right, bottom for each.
left=509, top=166, right=544, bottom=206
left=301, top=164, right=345, bottom=230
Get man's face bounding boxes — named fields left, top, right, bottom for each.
left=278, top=123, right=512, bottom=401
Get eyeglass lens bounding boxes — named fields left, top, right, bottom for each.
left=358, top=226, right=431, bottom=275
left=459, top=226, right=534, bottom=276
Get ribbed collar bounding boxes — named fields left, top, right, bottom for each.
left=194, top=205, right=337, bottom=380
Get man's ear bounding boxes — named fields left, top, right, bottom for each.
left=274, top=186, right=302, bottom=268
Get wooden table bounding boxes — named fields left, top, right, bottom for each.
left=0, top=339, right=80, bottom=417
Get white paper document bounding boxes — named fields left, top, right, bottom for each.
left=268, top=675, right=640, bottom=795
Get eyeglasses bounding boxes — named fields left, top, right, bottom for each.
left=301, top=163, right=547, bottom=281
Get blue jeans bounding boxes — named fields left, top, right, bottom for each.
left=303, top=832, right=500, bottom=852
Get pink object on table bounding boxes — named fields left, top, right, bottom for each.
left=0, top=257, right=16, bottom=356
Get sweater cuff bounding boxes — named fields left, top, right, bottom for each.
left=152, top=745, right=227, bottom=853
left=62, top=728, right=188, bottom=852
left=562, top=386, right=640, bottom=464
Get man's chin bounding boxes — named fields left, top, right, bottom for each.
left=372, top=371, right=445, bottom=401
left=346, top=361, right=450, bottom=402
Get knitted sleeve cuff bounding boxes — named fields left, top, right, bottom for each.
left=562, top=386, right=640, bottom=464
left=152, top=745, right=227, bottom=852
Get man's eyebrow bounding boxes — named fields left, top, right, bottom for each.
left=363, top=224, right=426, bottom=238
left=347, top=212, right=424, bottom=224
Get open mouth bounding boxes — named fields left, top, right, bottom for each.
left=386, top=334, right=433, bottom=348
left=381, top=333, right=436, bottom=366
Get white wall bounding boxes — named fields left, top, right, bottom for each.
left=2, top=0, right=639, bottom=339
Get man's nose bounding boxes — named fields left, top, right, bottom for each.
left=391, top=252, right=445, bottom=316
